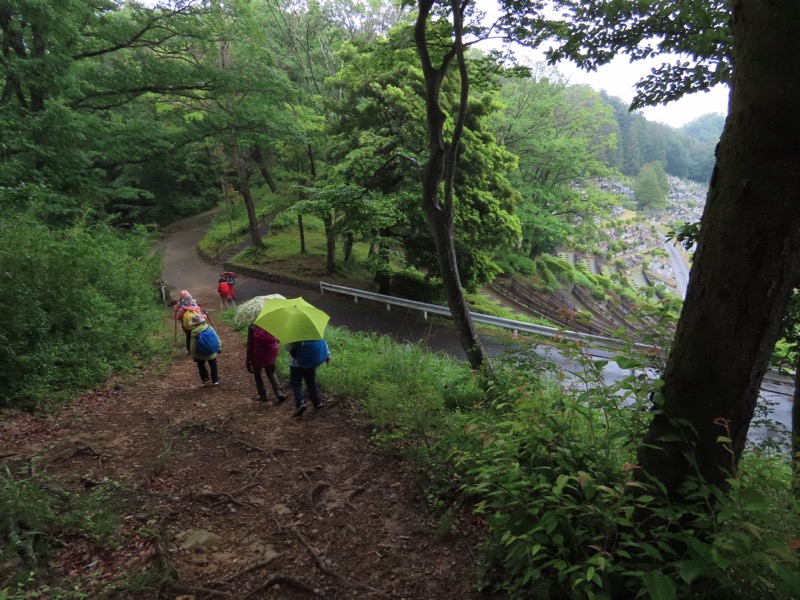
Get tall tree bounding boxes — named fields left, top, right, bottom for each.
left=0, top=0, right=219, bottom=220
left=640, top=0, right=800, bottom=490
left=413, top=0, right=489, bottom=369
left=495, top=72, right=618, bottom=257
left=552, top=0, right=800, bottom=499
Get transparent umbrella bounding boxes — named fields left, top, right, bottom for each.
left=234, top=294, right=286, bottom=327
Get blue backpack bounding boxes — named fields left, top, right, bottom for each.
left=296, top=340, right=329, bottom=369
left=196, top=327, right=220, bottom=356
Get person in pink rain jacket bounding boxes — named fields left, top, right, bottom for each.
left=245, top=324, right=287, bottom=404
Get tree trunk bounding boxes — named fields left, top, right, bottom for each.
left=793, top=350, right=800, bottom=496
left=637, top=0, right=800, bottom=499
left=343, top=232, right=354, bottom=263
left=324, top=214, right=336, bottom=274
left=236, top=165, right=264, bottom=250
left=252, top=145, right=278, bottom=193
left=414, top=0, right=490, bottom=371
left=297, top=213, right=306, bottom=254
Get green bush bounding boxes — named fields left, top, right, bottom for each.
left=306, top=327, right=800, bottom=600
left=0, top=210, right=164, bottom=409
left=0, top=464, right=131, bottom=593
left=389, top=270, right=446, bottom=303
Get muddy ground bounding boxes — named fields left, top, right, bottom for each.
left=0, top=320, right=492, bottom=599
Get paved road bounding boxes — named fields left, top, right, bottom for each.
left=157, top=211, right=470, bottom=357
left=157, top=213, right=793, bottom=449
left=663, top=238, right=690, bottom=298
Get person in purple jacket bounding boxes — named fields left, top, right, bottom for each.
left=245, top=324, right=287, bottom=404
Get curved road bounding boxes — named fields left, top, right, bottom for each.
left=157, top=213, right=793, bottom=448
left=157, top=211, right=469, bottom=358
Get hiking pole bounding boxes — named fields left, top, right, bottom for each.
left=174, top=312, right=178, bottom=345
left=203, top=310, right=215, bottom=328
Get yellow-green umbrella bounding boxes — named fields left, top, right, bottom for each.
left=253, top=297, right=329, bottom=344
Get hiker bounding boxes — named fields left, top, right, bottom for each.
left=189, top=313, right=221, bottom=386
left=175, top=291, right=203, bottom=354
left=220, top=271, right=238, bottom=300
left=246, top=324, right=287, bottom=404
left=284, top=339, right=331, bottom=417
left=217, top=277, right=235, bottom=309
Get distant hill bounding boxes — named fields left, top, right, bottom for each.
left=682, top=113, right=726, bottom=145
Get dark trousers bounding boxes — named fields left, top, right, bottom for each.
left=289, top=365, right=323, bottom=408
left=184, top=329, right=192, bottom=353
left=196, top=358, right=219, bottom=384
left=254, top=364, right=285, bottom=400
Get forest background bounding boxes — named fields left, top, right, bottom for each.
left=2, top=1, right=800, bottom=599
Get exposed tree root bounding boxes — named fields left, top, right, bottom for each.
left=293, top=528, right=379, bottom=594
left=243, top=573, right=320, bottom=598
left=210, top=552, right=282, bottom=587
left=202, top=424, right=288, bottom=463
left=308, top=480, right=331, bottom=506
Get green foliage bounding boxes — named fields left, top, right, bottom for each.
left=0, top=210, right=165, bottom=408
left=0, top=464, right=130, bottom=594
left=387, top=270, right=447, bottom=304
left=215, top=315, right=800, bottom=599
left=634, top=162, right=670, bottom=211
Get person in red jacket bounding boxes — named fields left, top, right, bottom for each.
left=217, top=278, right=234, bottom=309
left=246, top=324, right=287, bottom=403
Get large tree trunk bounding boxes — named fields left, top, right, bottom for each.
left=414, top=0, right=490, bottom=371
left=637, top=0, right=800, bottom=499
left=793, top=351, right=800, bottom=496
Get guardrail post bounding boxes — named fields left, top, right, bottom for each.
left=423, top=310, right=428, bottom=320
left=386, top=303, right=391, bottom=311
left=353, top=296, right=358, bottom=303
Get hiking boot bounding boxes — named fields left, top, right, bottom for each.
left=313, top=401, right=325, bottom=410
left=276, top=395, right=287, bottom=404
left=294, top=404, right=307, bottom=418
left=201, top=379, right=211, bottom=387
left=212, top=380, right=220, bottom=386
left=252, top=394, right=267, bottom=402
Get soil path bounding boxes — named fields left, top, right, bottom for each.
left=0, top=215, right=491, bottom=599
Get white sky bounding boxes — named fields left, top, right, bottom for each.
left=471, top=0, right=729, bottom=128
left=542, top=53, right=730, bottom=129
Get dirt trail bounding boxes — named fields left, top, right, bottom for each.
left=0, top=218, right=489, bottom=599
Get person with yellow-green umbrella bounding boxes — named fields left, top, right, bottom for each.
left=284, top=338, right=331, bottom=417
left=252, top=297, right=331, bottom=417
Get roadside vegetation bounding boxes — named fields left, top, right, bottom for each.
left=3, top=0, right=800, bottom=598
left=4, top=319, right=798, bottom=599
left=0, top=209, right=167, bottom=410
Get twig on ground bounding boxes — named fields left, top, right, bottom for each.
left=210, top=553, right=282, bottom=587
left=198, top=489, right=251, bottom=508
left=243, top=573, right=320, bottom=598
left=293, top=528, right=379, bottom=594
left=202, top=424, right=287, bottom=464
left=345, top=486, right=365, bottom=510
left=170, top=583, right=228, bottom=597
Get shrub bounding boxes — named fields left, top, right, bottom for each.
left=389, top=270, right=445, bottom=303
left=0, top=210, right=164, bottom=409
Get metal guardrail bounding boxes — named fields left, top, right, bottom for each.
left=319, top=281, right=659, bottom=353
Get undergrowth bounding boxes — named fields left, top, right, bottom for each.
left=290, top=326, right=800, bottom=600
